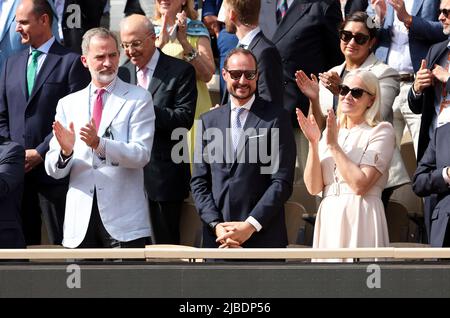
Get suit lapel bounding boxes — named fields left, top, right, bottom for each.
left=97, top=79, right=127, bottom=137
left=149, top=53, right=168, bottom=96
left=247, top=32, right=262, bottom=51
left=28, top=42, right=62, bottom=103
left=0, top=0, right=19, bottom=42
left=217, top=103, right=232, bottom=165
left=431, top=42, right=449, bottom=67
left=18, top=50, right=29, bottom=101
left=272, top=0, right=309, bottom=44
left=411, top=0, right=424, bottom=16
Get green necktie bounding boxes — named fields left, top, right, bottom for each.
left=27, top=50, right=42, bottom=96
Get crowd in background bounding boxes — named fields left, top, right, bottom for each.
left=1, top=0, right=450, bottom=260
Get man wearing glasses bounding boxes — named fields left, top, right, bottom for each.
left=191, top=48, right=295, bottom=248
left=118, top=14, right=197, bottom=245
left=409, top=0, right=450, bottom=244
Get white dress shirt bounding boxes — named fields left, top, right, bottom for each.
left=28, top=37, right=55, bottom=75
left=136, top=49, right=160, bottom=88
left=230, top=95, right=263, bottom=232
left=386, top=0, right=414, bottom=73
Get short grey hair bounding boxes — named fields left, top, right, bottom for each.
left=119, top=14, right=155, bottom=35
left=81, top=27, right=120, bottom=55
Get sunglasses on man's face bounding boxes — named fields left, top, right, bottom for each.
left=338, top=84, right=373, bottom=99
left=440, top=8, right=450, bottom=18
left=339, top=30, right=370, bottom=45
left=225, top=69, right=257, bottom=80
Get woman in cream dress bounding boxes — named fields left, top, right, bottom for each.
left=307, top=11, right=409, bottom=207
left=296, top=70, right=395, bottom=262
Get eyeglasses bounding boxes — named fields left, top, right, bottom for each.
left=121, top=40, right=145, bottom=50
left=225, top=69, right=257, bottom=80
left=339, top=30, right=370, bottom=45
left=338, top=84, right=373, bottom=99
left=439, top=8, right=450, bottom=18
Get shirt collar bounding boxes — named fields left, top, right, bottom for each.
left=137, top=49, right=160, bottom=73
left=91, top=76, right=117, bottom=95
left=239, top=27, right=261, bottom=48
left=230, top=94, right=255, bottom=112
left=29, top=37, right=55, bottom=55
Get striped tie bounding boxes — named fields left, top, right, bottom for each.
left=276, top=0, right=288, bottom=24
left=232, top=107, right=245, bottom=151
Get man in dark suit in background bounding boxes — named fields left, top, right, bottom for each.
left=413, top=122, right=450, bottom=247
left=53, top=0, right=107, bottom=54
left=118, top=14, right=197, bottom=244
left=259, top=0, right=343, bottom=183
left=408, top=0, right=450, bottom=243
left=0, top=0, right=90, bottom=245
left=221, top=0, right=284, bottom=107
left=259, top=0, right=343, bottom=120
left=0, top=136, right=26, bottom=249
left=191, top=48, right=295, bottom=248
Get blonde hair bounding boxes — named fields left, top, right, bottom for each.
left=337, top=69, right=381, bottom=127
left=154, top=0, right=198, bottom=20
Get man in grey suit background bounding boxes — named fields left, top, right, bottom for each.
left=118, top=14, right=197, bottom=245
left=45, top=27, right=155, bottom=248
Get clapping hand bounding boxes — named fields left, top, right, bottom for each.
left=318, top=71, right=341, bottom=96
left=295, top=70, right=319, bottom=101
left=176, top=10, right=188, bottom=43
left=325, top=109, right=340, bottom=149
left=296, top=108, right=321, bottom=144
left=53, top=120, right=75, bottom=156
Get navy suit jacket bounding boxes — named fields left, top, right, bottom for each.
left=221, top=31, right=284, bottom=106
left=0, top=41, right=90, bottom=183
left=0, top=138, right=25, bottom=248
left=368, top=0, right=445, bottom=73
left=190, top=97, right=296, bottom=248
left=259, top=0, right=344, bottom=123
left=408, top=40, right=449, bottom=162
left=118, top=51, right=197, bottom=201
left=413, top=123, right=450, bottom=247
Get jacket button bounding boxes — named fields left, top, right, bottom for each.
left=90, top=189, right=94, bottom=194
left=93, top=165, right=98, bottom=169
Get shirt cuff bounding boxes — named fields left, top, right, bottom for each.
left=411, top=85, right=422, bottom=98
left=246, top=216, right=262, bottom=232
left=57, top=151, right=73, bottom=168
left=95, top=137, right=106, bottom=159
left=443, top=167, right=450, bottom=185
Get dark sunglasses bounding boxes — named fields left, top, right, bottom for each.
left=440, top=8, right=450, bottom=18
left=338, top=84, right=373, bottom=99
left=225, top=69, right=257, bottom=80
left=339, top=30, right=370, bottom=45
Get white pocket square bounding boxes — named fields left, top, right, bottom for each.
left=248, top=134, right=265, bottom=139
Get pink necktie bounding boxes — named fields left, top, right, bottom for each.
left=137, top=67, right=148, bottom=88
left=93, top=89, right=105, bottom=131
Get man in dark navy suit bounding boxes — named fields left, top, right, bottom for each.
left=191, top=48, right=295, bottom=248
left=0, top=136, right=26, bottom=249
left=0, top=0, right=90, bottom=245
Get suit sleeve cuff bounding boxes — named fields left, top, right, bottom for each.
left=58, top=151, right=73, bottom=168
left=246, top=216, right=262, bottom=232
left=411, top=85, right=422, bottom=98
left=95, top=137, right=106, bottom=159
left=442, top=167, right=450, bottom=185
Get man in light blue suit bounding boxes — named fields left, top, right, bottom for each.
left=0, top=0, right=59, bottom=71
left=368, top=0, right=446, bottom=157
